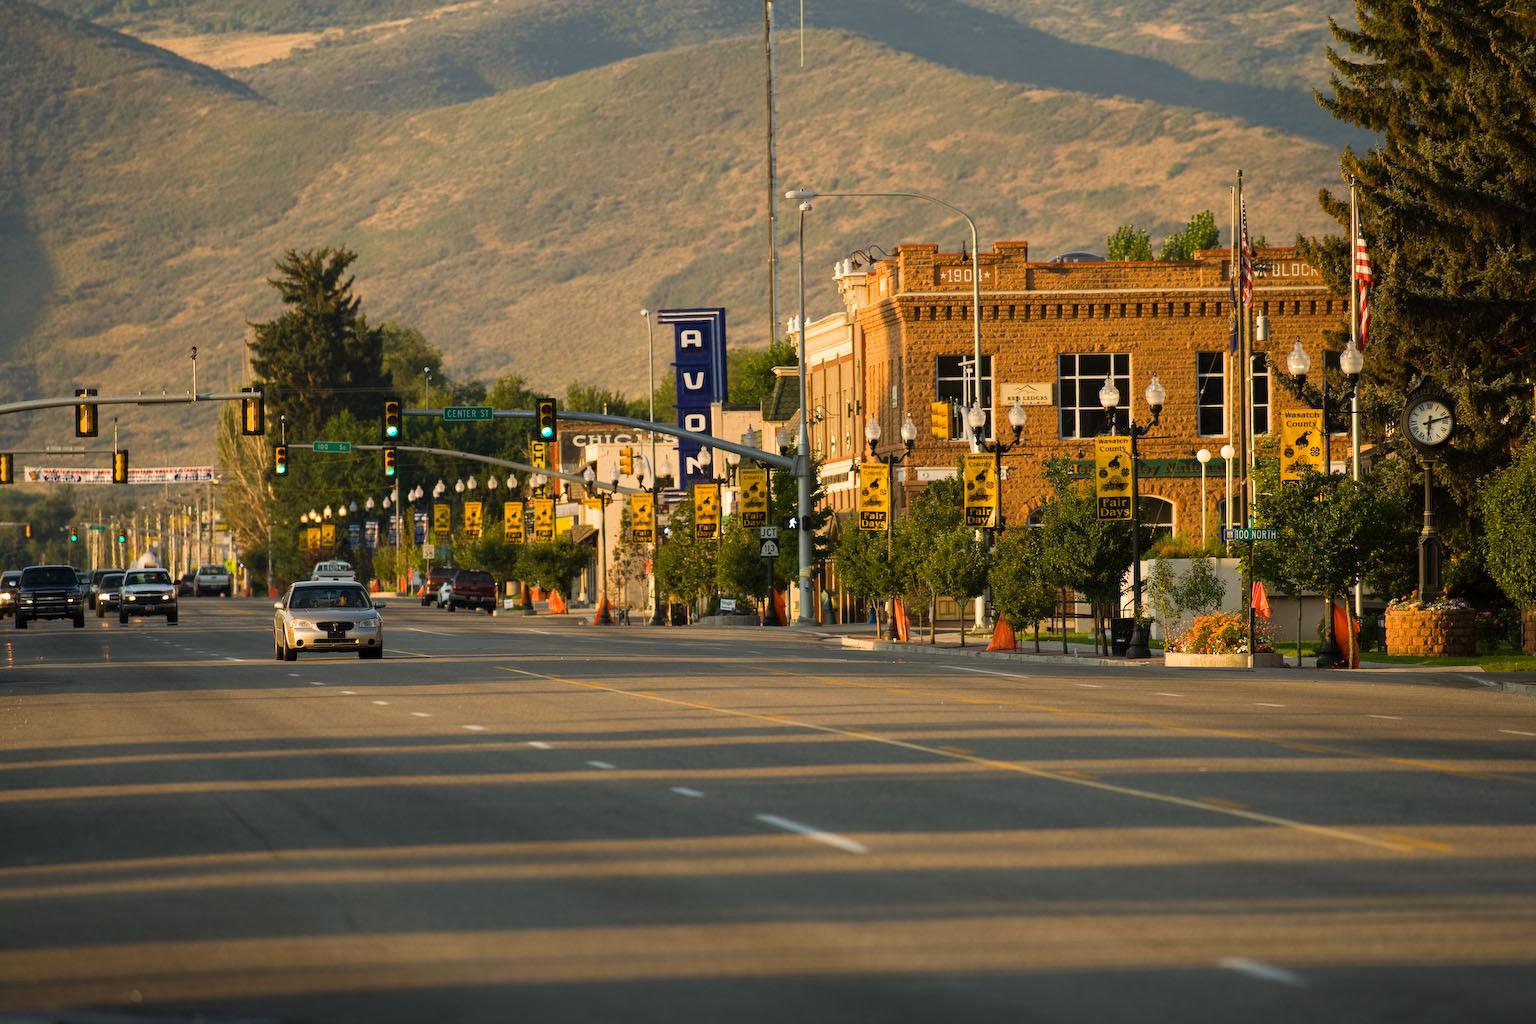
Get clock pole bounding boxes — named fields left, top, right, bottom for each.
left=1419, top=459, right=1441, bottom=598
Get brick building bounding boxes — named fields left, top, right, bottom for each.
left=801, top=241, right=1351, bottom=542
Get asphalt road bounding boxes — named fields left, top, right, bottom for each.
left=2, top=597, right=1534, bottom=1023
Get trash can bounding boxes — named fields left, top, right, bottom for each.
left=1110, top=617, right=1135, bottom=657
left=669, top=602, right=688, bottom=626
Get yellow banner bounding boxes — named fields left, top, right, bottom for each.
left=1280, top=409, right=1326, bottom=481
left=962, top=452, right=997, bottom=528
left=503, top=501, right=524, bottom=543
left=433, top=502, right=451, bottom=536
left=694, top=483, right=721, bottom=539
left=532, top=498, right=555, bottom=541
left=303, top=527, right=321, bottom=554
left=1095, top=436, right=1133, bottom=521
left=738, top=468, right=769, bottom=527
left=530, top=440, right=547, bottom=468
left=858, top=462, right=891, bottom=531
left=320, top=523, right=336, bottom=547
left=463, top=500, right=483, bottom=540
left=583, top=497, right=603, bottom=513
left=629, top=493, right=655, bottom=543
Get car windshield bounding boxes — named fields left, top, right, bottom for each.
left=101, top=574, right=123, bottom=588
left=23, top=567, right=79, bottom=587
left=124, top=571, right=171, bottom=586
left=198, top=566, right=225, bottom=575
left=290, top=587, right=370, bottom=610
left=460, top=572, right=493, bottom=584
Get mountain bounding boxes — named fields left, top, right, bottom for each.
left=2, top=0, right=1356, bottom=462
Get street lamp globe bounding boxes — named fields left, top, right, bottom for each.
left=865, top=417, right=882, bottom=445
left=505, top=474, right=517, bottom=490
left=965, top=403, right=987, bottom=432
left=899, top=414, right=918, bottom=444
left=348, top=501, right=358, bottom=513
left=1220, top=444, right=1235, bottom=461
left=1098, top=380, right=1121, bottom=412
left=432, top=480, right=445, bottom=498
left=1340, top=343, right=1364, bottom=378
left=364, top=497, right=375, bottom=511
left=466, top=475, right=477, bottom=491
left=1007, top=398, right=1027, bottom=432
left=582, top=466, right=595, bottom=487
left=1196, top=448, right=1212, bottom=465
left=725, top=449, right=741, bottom=468
left=322, top=506, right=332, bottom=520
left=485, top=476, right=497, bottom=491
left=697, top=447, right=711, bottom=467
left=1286, top=339, right=1311, bottom=378
left=382, top=496, right=391, bottom=509
left=1144, top=374, right=1166, bottom=415
left=454, top=480, right=464, bottom=494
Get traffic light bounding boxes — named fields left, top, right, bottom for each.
left=273, top=445, right=288, bottom=476
left=23, top=523, right=31, bottom=539
left=75, top=387, right=99, bottom=437
left=69, top=529, right=79, bottom=543
left=619, top=447, right=634, bottom=476
left=241, top=388, right=265, bottom=436
left=536, top=397, right=557, bottom=440
left=112, top=449, right=129, bottom=484
left=929, top=400, right=952, bottom=440
left=116, top=530, right=127, bottom=545
left=0, top=452, right=12, bottom=485
left=383, top=396, right=402, bottom=440
left=382, top=446, right=398, bottom=479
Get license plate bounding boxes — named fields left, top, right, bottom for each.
left=327, top=630, right=345, bottom=640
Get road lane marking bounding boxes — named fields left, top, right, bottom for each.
left=1219, top=958, right=1307, bottom=988
left=498, top=666, right=1431, bottom=855
left=405, top=627, right=456, bottom=636
left=671, top=787, right=704, bottom=798
left=308, top=681, right=326, bottom=686
left=1499, top=729, right=1536, bottom=738
left=1368, top=715, right=1402, bottom=721
left=288, top=673, right=300, bottom=678
left=587, top=760, right=615, bottom=770
left=755, top=814, right=869, bottom=854
left=1255, top=703, right=1285, bottom=708
left=952, top=666, right=1030, bottom=680
left=411, top=712, right=432, bottom=718
left=372, top=701, right=390, bottom=706
left=1076, top=683, right=1103, bottom=689
left=1156, top=692, right=1186, bottom=698
left=462, top=725, right=487, bottom=732
left=223, top=657, right=243, bottom=662
left=529, top=741, right=551, bottom=749
left=340, top=690, right=357, bottom=695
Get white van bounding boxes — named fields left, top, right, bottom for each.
left=310, top=560, right=357, bottom=582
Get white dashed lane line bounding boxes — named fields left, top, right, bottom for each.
left=1255, top=703, right=1285, bottom=708
left=1368, top=714, right=1403, bottom=721
left=671, top=787, right=705, bottom=798
left=372, top=701, right=390, bottom=706
left=462, top=725, right=487, bottom=732
left=410, top=712, right=432, bottom=718
left=756, top=814, right=869, bottom=855
left=528, top=741, right=551, bottom=750
left=587, top=760, right=615, bottom=770
left=1498, top=729, right=1536, bottom=738
left=1219, top=957, right=1308, bottom=988
left=1156, top=692, right=1186, bottom=698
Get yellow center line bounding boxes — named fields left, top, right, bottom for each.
left=495, top=666, right=1428, bottom=855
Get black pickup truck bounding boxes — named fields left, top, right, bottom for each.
left=14, top=564, right=87, bottom=629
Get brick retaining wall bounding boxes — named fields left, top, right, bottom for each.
left=1385, top=607, right=1477, bottom=657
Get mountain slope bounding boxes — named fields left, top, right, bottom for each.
left=1, top=3, right=1346, bottom=463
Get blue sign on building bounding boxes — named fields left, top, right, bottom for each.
left=658, top=307, right=728, bottom=489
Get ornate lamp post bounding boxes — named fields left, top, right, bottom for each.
left=1099, top=374, right=1167, bottom=659
left=1196, top=449, right=1212, bottom=548
left=582, top=466, right=615, bottom=624
left=1220, top=444, right=1236, bottom=539
left=864, top=413, right=918, bottom=638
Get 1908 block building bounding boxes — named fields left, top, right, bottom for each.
left=801, top=239, right=1351, bottom=543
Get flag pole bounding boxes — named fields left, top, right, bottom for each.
left=1349, top=178, right=1363, bottom=627
left=1236, top=169, right=1255, bottom=668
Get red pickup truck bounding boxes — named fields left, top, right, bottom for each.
left=418, top=566, right=455, bottom=607
left=443, top=569, right=497, bottom=614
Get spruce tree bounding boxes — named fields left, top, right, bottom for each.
left=1309, top=2, right=1536, bottom=505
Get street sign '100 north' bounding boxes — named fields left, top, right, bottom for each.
left=443, top=406, right=493, bottom=422
left=313, top=441, right=351, bottom=453
left=1223, top=527, right=1280, bottom=542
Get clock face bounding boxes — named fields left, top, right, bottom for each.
left=1407, top=398, right=1454, bottom=446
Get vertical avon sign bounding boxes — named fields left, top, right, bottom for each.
left=659, top=308, right=727, bottom=489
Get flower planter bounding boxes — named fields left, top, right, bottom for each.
left=1385, top=607, right=1477, bottom=657
left=1164, top=651, right=1285, bottom=668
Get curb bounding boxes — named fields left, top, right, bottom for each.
left=830, top=636, right=1158, bottom=670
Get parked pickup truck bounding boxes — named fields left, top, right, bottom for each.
left=419, top=566, right=455, bottom=607
left=193, top=564, right=232, bottom=597
left=442, top=569, right=497, bottom=614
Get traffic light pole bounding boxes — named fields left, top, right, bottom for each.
left=289, top=443, right=651, bottom=496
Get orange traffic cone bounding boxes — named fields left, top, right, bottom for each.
left=987, top=619, right=1018, bottom=651
left=592, top=595, right=613, bottom=625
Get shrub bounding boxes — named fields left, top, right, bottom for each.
left=1168, top=611, right=1274, bottom=654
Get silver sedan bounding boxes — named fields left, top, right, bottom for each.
left=273, top=581, right=386, bottom=660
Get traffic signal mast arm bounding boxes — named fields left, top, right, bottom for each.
left=402, top=406, right=798, bottom=473
left=288, top=442, right=651, bottom=495
left=0, top=391, right=267, bottom=417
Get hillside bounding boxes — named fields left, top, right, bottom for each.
left=2, top=1, right=1352, bottom=463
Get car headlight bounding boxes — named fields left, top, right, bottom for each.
left=292, top=619, right=316, bottom=630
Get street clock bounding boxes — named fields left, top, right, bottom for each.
left=1401, top=380, right=1456, bottom=455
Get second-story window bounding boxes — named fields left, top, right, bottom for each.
left=1196, top=352, right=1225, bottom=436
left=1058, top=353, right=1130, bottom=438
left=935, top=354, right=993, bottom=440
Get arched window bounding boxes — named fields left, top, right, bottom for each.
left=1141, top=496, right=1175, bottom=543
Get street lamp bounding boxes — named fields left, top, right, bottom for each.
left=582, top=465, right=614, bottom=624
left=1220, top=444, right=1236, bottom=537
left=1196, top=449, right=1212, bottom=548
left=466, top=475, right=477, bottom=492
left=782, top=193, right=817, bottom=624
left=1100, top=374, right=1166, bottom=659
left=454, top=480, right=465, bottom=495
left=865, top=413, right=918, bottom=639
left=432, top=480, right=446, bottom=500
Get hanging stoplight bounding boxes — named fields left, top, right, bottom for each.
left=929, top=400, right=952, bottom=440
left=383, top=396, right=402, bottom=440
left=0, top=452, right=12, bottom=485
left=69, top=528, right=79, bottom=543
left=273, top=445, right=288, bottom=476
left=112, top=449, right=129, bottom=484
left=619, top=447, right=634, bottom=476
left=23, top=523, right=31, bottom=539
left=382, top=446, right=398, bottom=479
left=241, top=387, right=265, bottom=436
left=536, top=397, right=557, bottom=440
left=116, top=530, right=127, bottom=545
left=75, top=387, right=99, bottom=438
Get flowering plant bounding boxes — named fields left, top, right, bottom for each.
left=1386, top=591, right=1473, bottom=613
left=1167, top=611, right=1275, bottom=654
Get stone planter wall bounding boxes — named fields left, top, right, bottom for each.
left=1385, top=607, right=1477, bottom=657
left=1164, top=651, right=1285, bottom=668
left=1524, top=609, right=1536, bottom=657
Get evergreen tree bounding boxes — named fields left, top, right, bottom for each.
left=1310, top=2, right=1536, bottom=504
left=248, top=248, right=390, bottom=442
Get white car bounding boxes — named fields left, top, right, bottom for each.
left=274, top=581, right=385, bottom=660
left=310, top=560, right=357, bottom=582
left=118, top=568, right=178, bottom=625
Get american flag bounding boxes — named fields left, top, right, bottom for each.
left=1354, top=233, right=1373, bottom=348
left=1239, top=199, right=1254, bottom=308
